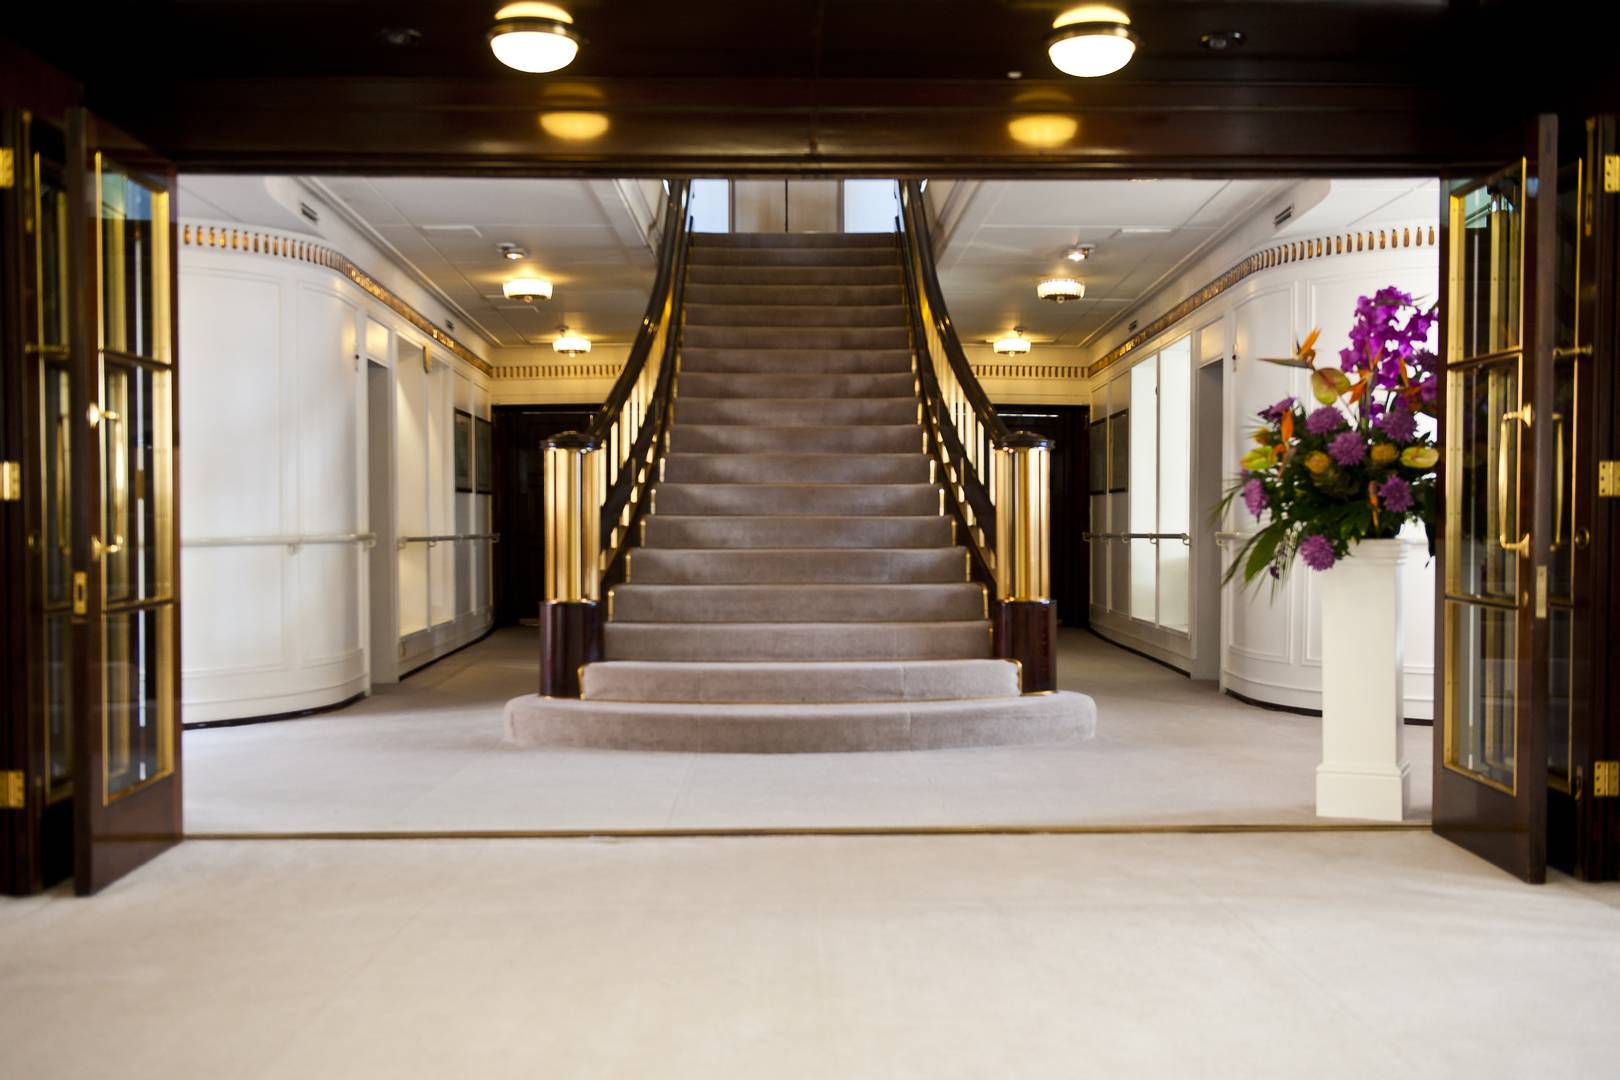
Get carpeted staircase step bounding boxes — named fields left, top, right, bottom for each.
left=581, top=659, right=1019, bottom=703
left=505, top=691, right=1097, bottom=753
left=683, top=325, right=909, bottom=350
left=603, top=620, right=992, bottom=661
left=681, top=347, right=912, bottom=375
left=661, top=452, right=928, bottom=484
left=685, top=303, right=907, bottom=328
left=684, top=283, right=904, bottom=306
left=678, top=372, right=915, bottom=400
left=611, top=583, right=985, bottom=623
left=676, top=396, right=916, bottom=427
left=642, top=515, right=953, bottom=549
left=628, top=547, right=968, bottom=584
left=674, top=424, right=921, bottom=454
left=691, top=232, right=897, bottom=249
left=687, top=246, right=898, bottom=267
left=686, top=265, right=900, bottom=287
left=654, top=482, right=937, bottom=516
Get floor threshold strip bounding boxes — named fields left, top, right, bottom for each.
left=183, top=822, right=1432, bottom=841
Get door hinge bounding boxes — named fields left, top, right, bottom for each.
left=0, top=148, right=14, bottom=189
left=0, top=460, right=20, bottom=502
left=1606, top=154, right=1620, bottom=194
left=1600, top=460, right=1620, bottom=497
left=1596, top=761, right=1620, bottom=798
left=71, top=571, right=88, bottom=616
left=1, top=770, right=24, bottom=810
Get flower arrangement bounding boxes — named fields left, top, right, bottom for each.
left=1219, top=287, right=1440, bottom=584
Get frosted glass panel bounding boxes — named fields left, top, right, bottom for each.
left=689, top=179, right=730, bottom=232
left=843, top=180, right=899, bottom=232
left=1129, top=357, right=1158, bottom=621
left=1157, top=338, right=1192, bottom=631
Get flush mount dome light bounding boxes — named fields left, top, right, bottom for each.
left=1065, top=244, right=1094, bottom=262
left=488, top=2, right=582, bottom=73
left=498, top=243, right=527, bottom=261
left=1037, top=277, right=1085, bottom=303
left=553, top=326, right=591, bottom=355
left=1048, top=5, right=1139, bottom=78
left=503, top=277, right=553, bottom=302
left=993, top=329, right=1032, bottom=356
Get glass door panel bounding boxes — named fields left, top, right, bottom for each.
left=1434, top=115, right=1556, bottom=883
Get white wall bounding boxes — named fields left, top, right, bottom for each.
left=1085, top=243, right=1438, bottom=719
left=178, top=228, right=494, bottom=723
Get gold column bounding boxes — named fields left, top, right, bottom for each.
left=543, top=433, right=600, bottom=603
left=993, top=433, right=1051, bottom=602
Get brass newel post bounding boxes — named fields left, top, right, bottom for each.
left=992, top=432, right=1057, bottom=692
left=540, top=432, right=603, bottom=697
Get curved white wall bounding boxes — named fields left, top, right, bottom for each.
left=1087, top=242, right=1438, bottom=718
left=178, top=229, right=493, bottom=723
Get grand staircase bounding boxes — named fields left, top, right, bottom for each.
left=506, top=229, right=1096, bottom=752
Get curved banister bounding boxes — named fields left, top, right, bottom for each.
left=897, top=179, right=1051, bottom=605
left=542, top=180, right=691, bottom=622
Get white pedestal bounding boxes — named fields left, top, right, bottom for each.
left=1316, top=538, right=1411, bottom=821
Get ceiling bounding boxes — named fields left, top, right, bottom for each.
left=7, top=2, right=1594, bottom=175
left=180, top=175, right=660, bottom=350
left=935, top=177, right=1437, bottom=355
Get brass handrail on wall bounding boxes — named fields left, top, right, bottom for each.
left=1082, top=531, right=1194, bottom=546
left=538, top=181, right=692, bottom=696
left=896, top=180, right=1057, bottom=690
left=397, top=533, right=501, bottom=549
left=182, top=532, right=377, bottom=552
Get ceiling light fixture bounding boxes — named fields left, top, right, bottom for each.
left=488, top=2, right=582, bottom=74
left=553, top=326, right=591, bottom=355
left=1048, top=5, right=1140, bottom=78
left=1200, top=29, right=1246, bottom=51
left=993, top=329, right=1032, bottom=356
left=1065, top=244, right=1094, bottom=263
left=503, top=277, right=553, bottom=302
left=1037, top=277, right=1085, bottom=303
left=498, top=243, right=527, bottom=261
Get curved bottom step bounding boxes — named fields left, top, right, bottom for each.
left=504, top=691, right=1097, bottom=753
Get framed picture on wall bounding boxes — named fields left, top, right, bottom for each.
left=474, top=416, right=493, bottom=494
left=454, top=410, right=473, bottom=493
left=1088, top=420, right=1108, bottom=495
left=1108, top=410, right=1129, bottom=493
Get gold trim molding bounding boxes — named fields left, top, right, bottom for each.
left=494, top=361, right=624, bottom=380
left=972, top=362, right=1085, bottom=381
left=181, top=222, right=492, bottom=376
left=1086, top=223, right=1438, bottom=380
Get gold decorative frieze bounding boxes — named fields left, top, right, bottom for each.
left=1086, top=223, right=1438, bottom=380
left=181, top=222, right=492, bottom=376
left=493, top=362, right=624, bottom=381
left=971, top=362, right=1085, bottom=381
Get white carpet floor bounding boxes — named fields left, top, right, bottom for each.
left=2, top=832, right=1615, bottom=1079
left=183, top=627, right=1433, bottom=832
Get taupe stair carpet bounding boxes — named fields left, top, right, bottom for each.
left=506, top=231, right=1097, bottom=752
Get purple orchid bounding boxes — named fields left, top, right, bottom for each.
left=1259, top=396, right=1296, bottom=424
left=1299, top=534, right=1337, bottom=571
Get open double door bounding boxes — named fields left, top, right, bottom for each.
left=1438, top=114, right=1620, bottom=882
left=1, top=106, right=181, bottom=896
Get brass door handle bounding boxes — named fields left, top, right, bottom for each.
left=54, top=412, right=71, bottom=557
left=100, top=409, right=125, bottom=557
left=1551, top=412, right=1566, bottom=553
left=1497, top=406, right=1530, bottom=556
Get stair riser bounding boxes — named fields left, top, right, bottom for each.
left=686, top=266, right=901, bottom=287
left=611, top=584, right=985, bottom=623
left=673, top=425, right=922, bottom=454
left=678, top=372, right=915, bottom=400
left=603, top=621, right=992, bottom=661
left=582, top=660, right=1019, bottom=703
left=685, top=304, right=907, bottom=328
left=681, top=348, right=912, bottom=375
left=655, top=483, right=938, bottom=516
left=642, top=516, right=953, bottom=549
left=687, top=247, right=898, bottom=267
left=690, top=232, right=897, bottom=250
left=629, top=548, right=968, bottom=585
left=661, top=453, right=929, bottom=484
left=675, top=398, right=917, bottom=427
left=684, top=284, right=903, bottom=306
left=682, top=326, right=909, bottom=350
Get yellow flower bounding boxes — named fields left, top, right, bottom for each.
left=1400, top=446, right=1439, bottom=469
left=1305, top=451, right=1333, bottom=475
left=1370, top=443, right=1399, bottom=465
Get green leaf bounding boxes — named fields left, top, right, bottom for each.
left=1240, top=447, right=1274, bottom=471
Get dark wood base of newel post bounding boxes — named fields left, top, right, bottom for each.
left=539, top=600, right=604, bottom=698
left=993, top=599, right=1057, bottom=693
